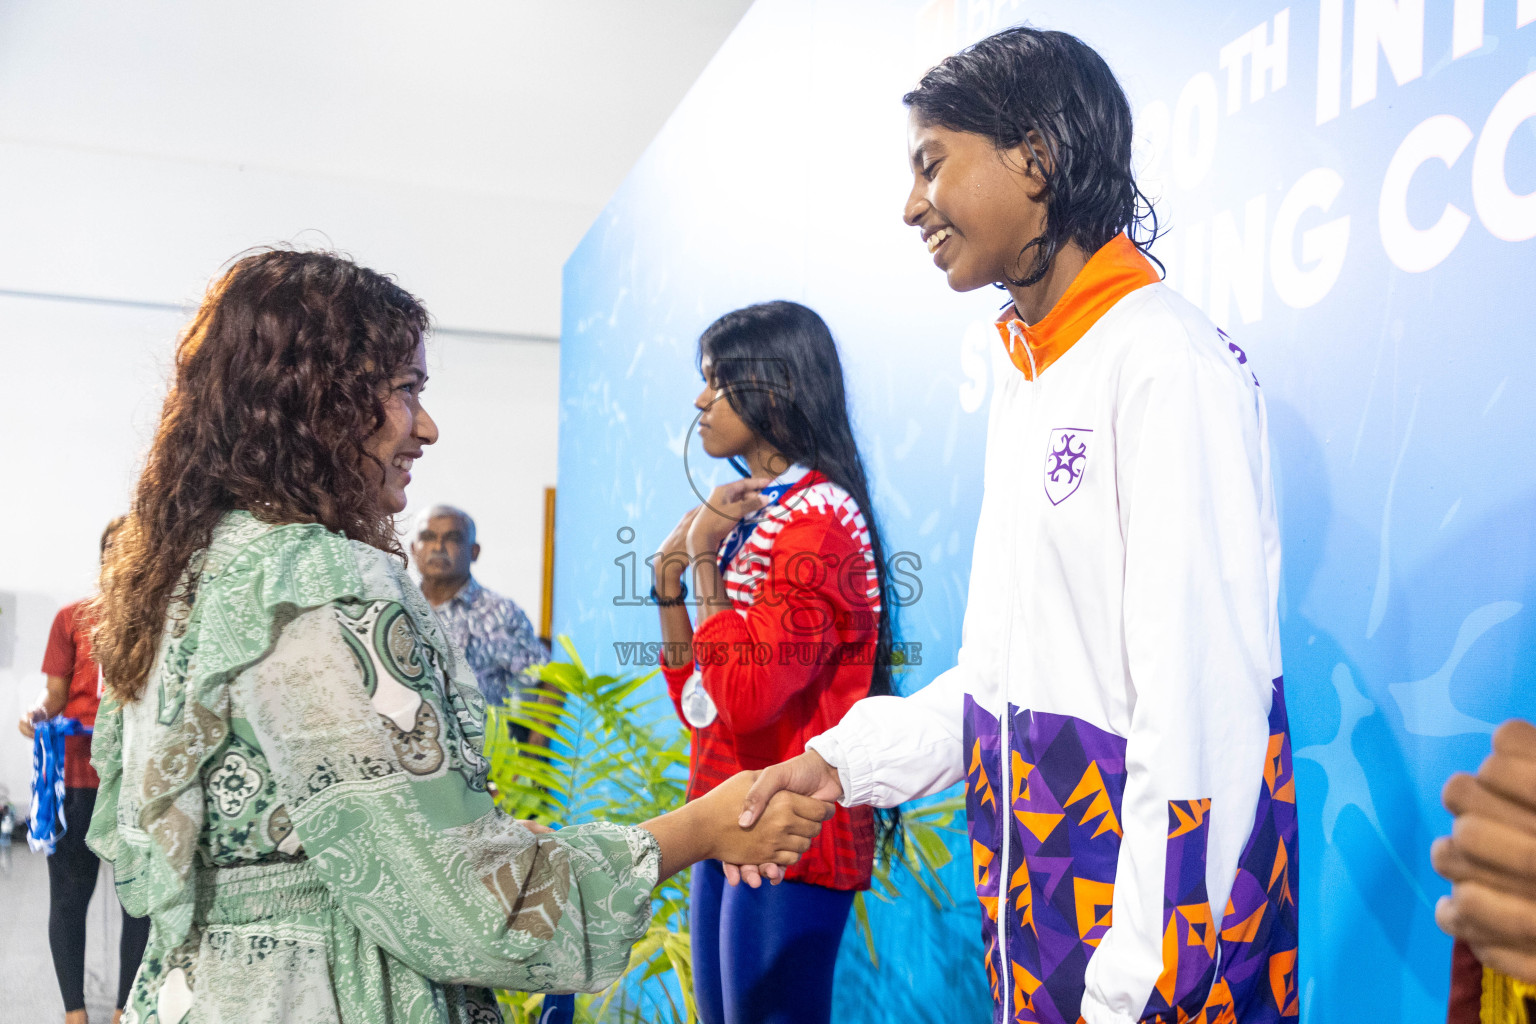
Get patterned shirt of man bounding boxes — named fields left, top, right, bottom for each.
left=431, top=576, right=547, bottom=708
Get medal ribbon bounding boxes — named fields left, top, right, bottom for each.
left=714, top=464, right=809, bottom=574
left=682, top=465, right=813, bottom=728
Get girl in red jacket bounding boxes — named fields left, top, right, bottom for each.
left=653, top=300, right=896, bottom=1024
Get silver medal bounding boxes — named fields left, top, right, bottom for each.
left=680, top=670, right=718, bottom=728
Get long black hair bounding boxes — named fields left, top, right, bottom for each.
left=904, top=26, right=1162, bottom=287
left=698, top=300, right=901, bottom=854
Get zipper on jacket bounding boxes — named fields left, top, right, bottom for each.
left=995, top=320, right=1039, bottom=1019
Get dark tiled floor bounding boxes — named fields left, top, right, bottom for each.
left=0, top=839, right=129, bottom=1023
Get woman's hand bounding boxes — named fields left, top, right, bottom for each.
left=687, top=478, right=774, bottom=558
left=654, top=506, right=701, bottom=599
left=724, top=749, right=846, bottom=887
left=696, top=770, right=834, bottom=868
left=640, top=769, right=833, bottom=882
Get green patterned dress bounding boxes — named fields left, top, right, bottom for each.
left=87, top=511, right=660, bottom=1024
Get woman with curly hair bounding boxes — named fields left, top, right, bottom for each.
left=85, top=249, right=832, bottom=1024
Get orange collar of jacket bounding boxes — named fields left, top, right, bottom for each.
left=994, top=233, right=1160, bottom=381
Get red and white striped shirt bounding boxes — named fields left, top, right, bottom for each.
left=663, top=467, right=879, bottom=891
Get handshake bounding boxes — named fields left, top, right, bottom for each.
left=642, top=750, right=845, bottom=885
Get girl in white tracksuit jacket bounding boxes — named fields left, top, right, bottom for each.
left=738, top=27, right=1298, bottom=1024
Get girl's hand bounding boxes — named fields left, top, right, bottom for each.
left=654, top=506, right=701, bottom=597
left=697, top=770, right=833, bottom=868
left=725, top=749, right=846, bottom=887
left=17, top=702, right=47, bottom=740
left=687, top=478, right=774, bottom=557
left=738, top=749, right=846, bottom=825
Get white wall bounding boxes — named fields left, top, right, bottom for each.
left=0, top=0, right=754, bottom=334
left=0, top=296, right=181, bottom=808
left=0, top=0, right=751, bottom=805
left=410, top=334, right=562, bottom=610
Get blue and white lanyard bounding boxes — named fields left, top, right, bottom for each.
left=714, top=473, right=802, bottom=574
left=29, top=716, right=91, bottom=855
left=679, top=466, right=809, bottom=730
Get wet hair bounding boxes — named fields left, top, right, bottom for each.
left=94, top=249, right=429, bottom=701
left=698, top=300, right=901, bottom=854
left=904, top=26, right=1161, bottom=287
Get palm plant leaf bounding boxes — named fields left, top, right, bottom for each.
left=487, top=638, right=969, bottom=1021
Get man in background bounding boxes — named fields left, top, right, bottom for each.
left=17, top=517, right=149, bottom=1024
left=411, top=504, right=551, bottom=745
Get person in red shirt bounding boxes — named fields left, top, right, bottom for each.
left=18, top=517, right=150, bottom=1024
left=653, top=301, right=897, bottom=1024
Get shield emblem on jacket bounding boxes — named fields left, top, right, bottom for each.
left=1044, top=427, right=1092, bottom=505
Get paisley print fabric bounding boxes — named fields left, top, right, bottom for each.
left=200, top=730, right=301, bottom=866
left=88, top=511, right=660, bottom=1023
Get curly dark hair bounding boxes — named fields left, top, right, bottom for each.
left=94, top=249, right=429, bottom=701
left=904, top=26, right=1162, bottom=287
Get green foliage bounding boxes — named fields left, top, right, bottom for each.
left=484, top=637, right=694, bottom=1023
left=851, top=796, right=967, bottom=968
left=483, top=637, right=966, bottom=1022
left=485, top=637, right=689, bottom=828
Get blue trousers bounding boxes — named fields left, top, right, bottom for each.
left=690, top=860, right=854, bottom=1024
left=538, top=993, right=574, bottom=1023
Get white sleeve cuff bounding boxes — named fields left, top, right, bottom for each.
left=804, top=731, right=865, bottom=807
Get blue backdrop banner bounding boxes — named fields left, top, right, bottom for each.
left=557, top=2, right=1536, bottom=1020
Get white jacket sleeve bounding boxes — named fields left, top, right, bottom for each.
left=1079, top=335, right=1279, bottom=1023
left=807, top=346, right=1020, bottom=810
left=806, top=659, right=971, bottom=808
